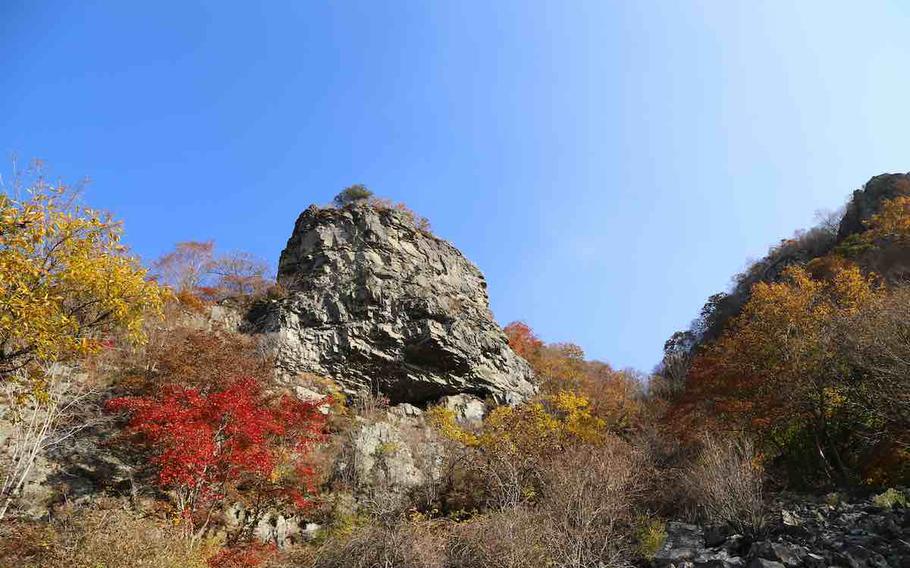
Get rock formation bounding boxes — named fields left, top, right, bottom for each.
left=247, top=203, right=535, bottom=405
left=838, top=173, right=910, bottom=239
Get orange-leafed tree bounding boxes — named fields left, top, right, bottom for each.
left=677, top=263, right=877, bottom=483
left=504, top=321, right=643, bottom=435
left=504, top=321, right=544, bottom=366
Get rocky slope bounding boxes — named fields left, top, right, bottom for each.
left=246, top=203, right=535, bottom=405
left=668, top=172, right=910, bottom=354
left=654, top=492, right=910, bottom=568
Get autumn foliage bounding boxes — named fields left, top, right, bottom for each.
left=107, top=378, right=326, bottom=539
left=206, top=543, right=277, bottom=568
left=504, top=321, right=642, bottom=434
left=144, top=330, right=272, bottom=393
left=674, top=264, right=876, bottom=481
left=0, top=169, right=164, bottom=380
left=861, top=194, right=910, bottom=244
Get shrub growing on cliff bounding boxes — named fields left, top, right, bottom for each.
left=107, top=378, right=326, bottom=542
left=332, top=184, right=373, bottom=207
left=142, top=330, right=272, bottom=394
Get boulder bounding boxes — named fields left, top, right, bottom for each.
left=336, top=409, right=445, bottom=503
left=654, top=522, right=705, bottom=567
left=441, top=394, right=487, bottom=424
left=748, top=542, right=805, bottom=567
left=747, top=559, right=784, bottom=568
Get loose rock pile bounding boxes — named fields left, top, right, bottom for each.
left=654, top=492, right=910, bottom=568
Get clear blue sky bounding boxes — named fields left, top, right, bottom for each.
left=3, top=2, right=909, bottom=372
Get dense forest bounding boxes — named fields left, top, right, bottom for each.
left=0, top=168, right=907, bottom=567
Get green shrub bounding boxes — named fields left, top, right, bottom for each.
left=872, top=488, right=908, bottom=509
left=824, top=492, right=843, bottom=507
left=635, top=517, right=667, bottom=560
left=333, top=184, right=373, bottom=207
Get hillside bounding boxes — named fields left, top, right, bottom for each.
left=0, top=179, right=908, bottom=568
left=665, top=173, right=910, bottom=355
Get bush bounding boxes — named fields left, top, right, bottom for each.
left=634, top=517, right=667, bottom=560
left=429, top=391, right=610, bottom=510
left=682, top=435, right=765, bottom=535
left=367, top=197, right=432, bottom=232
left=207, top=543, right=277, bottom=568
left=440, top=437, right=646, bottom=568
left=144, top=329, right=272, bottom=393
left=333, top=185, right=373, bottom=207
left=107, top=377, right=326, bottom=543
left=313, top=520, right=445, bottom=568
left=872, top=487, right=909, bottom=509
left=537, top=441, right=645, bottom=568
left=0, top=501, right=208, bottom=568
left=445, top=509, right=547, bottom=568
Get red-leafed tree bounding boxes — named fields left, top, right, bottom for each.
left=107, top=378, right=326, bottom=542
left=504, top=321, right=544, bottom=365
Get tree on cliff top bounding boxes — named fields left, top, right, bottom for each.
left=333, top=184, right=373, bottom=207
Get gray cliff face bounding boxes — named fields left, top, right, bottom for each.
left=247, top=203, right=535, bottom=404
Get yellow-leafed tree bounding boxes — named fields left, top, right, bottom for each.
left=0, top=172, right=165, bottom=381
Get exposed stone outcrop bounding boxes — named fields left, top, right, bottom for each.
left=838, top=173, right=910, bottom=240
left=247, top=203, right=535, bottom=405
left=338, top=409, right=443, bottom=499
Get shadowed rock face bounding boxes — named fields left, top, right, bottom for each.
left=247, top=203, right=535, bottom=405
left=838, top=173, right=910, bottom=240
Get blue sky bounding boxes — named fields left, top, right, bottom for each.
left=3, top=1, right=910, bottom=372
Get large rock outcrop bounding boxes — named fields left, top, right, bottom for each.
left=837, top=173, right=910, bottom=240
left=247, top=203, right=535, bottom=405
